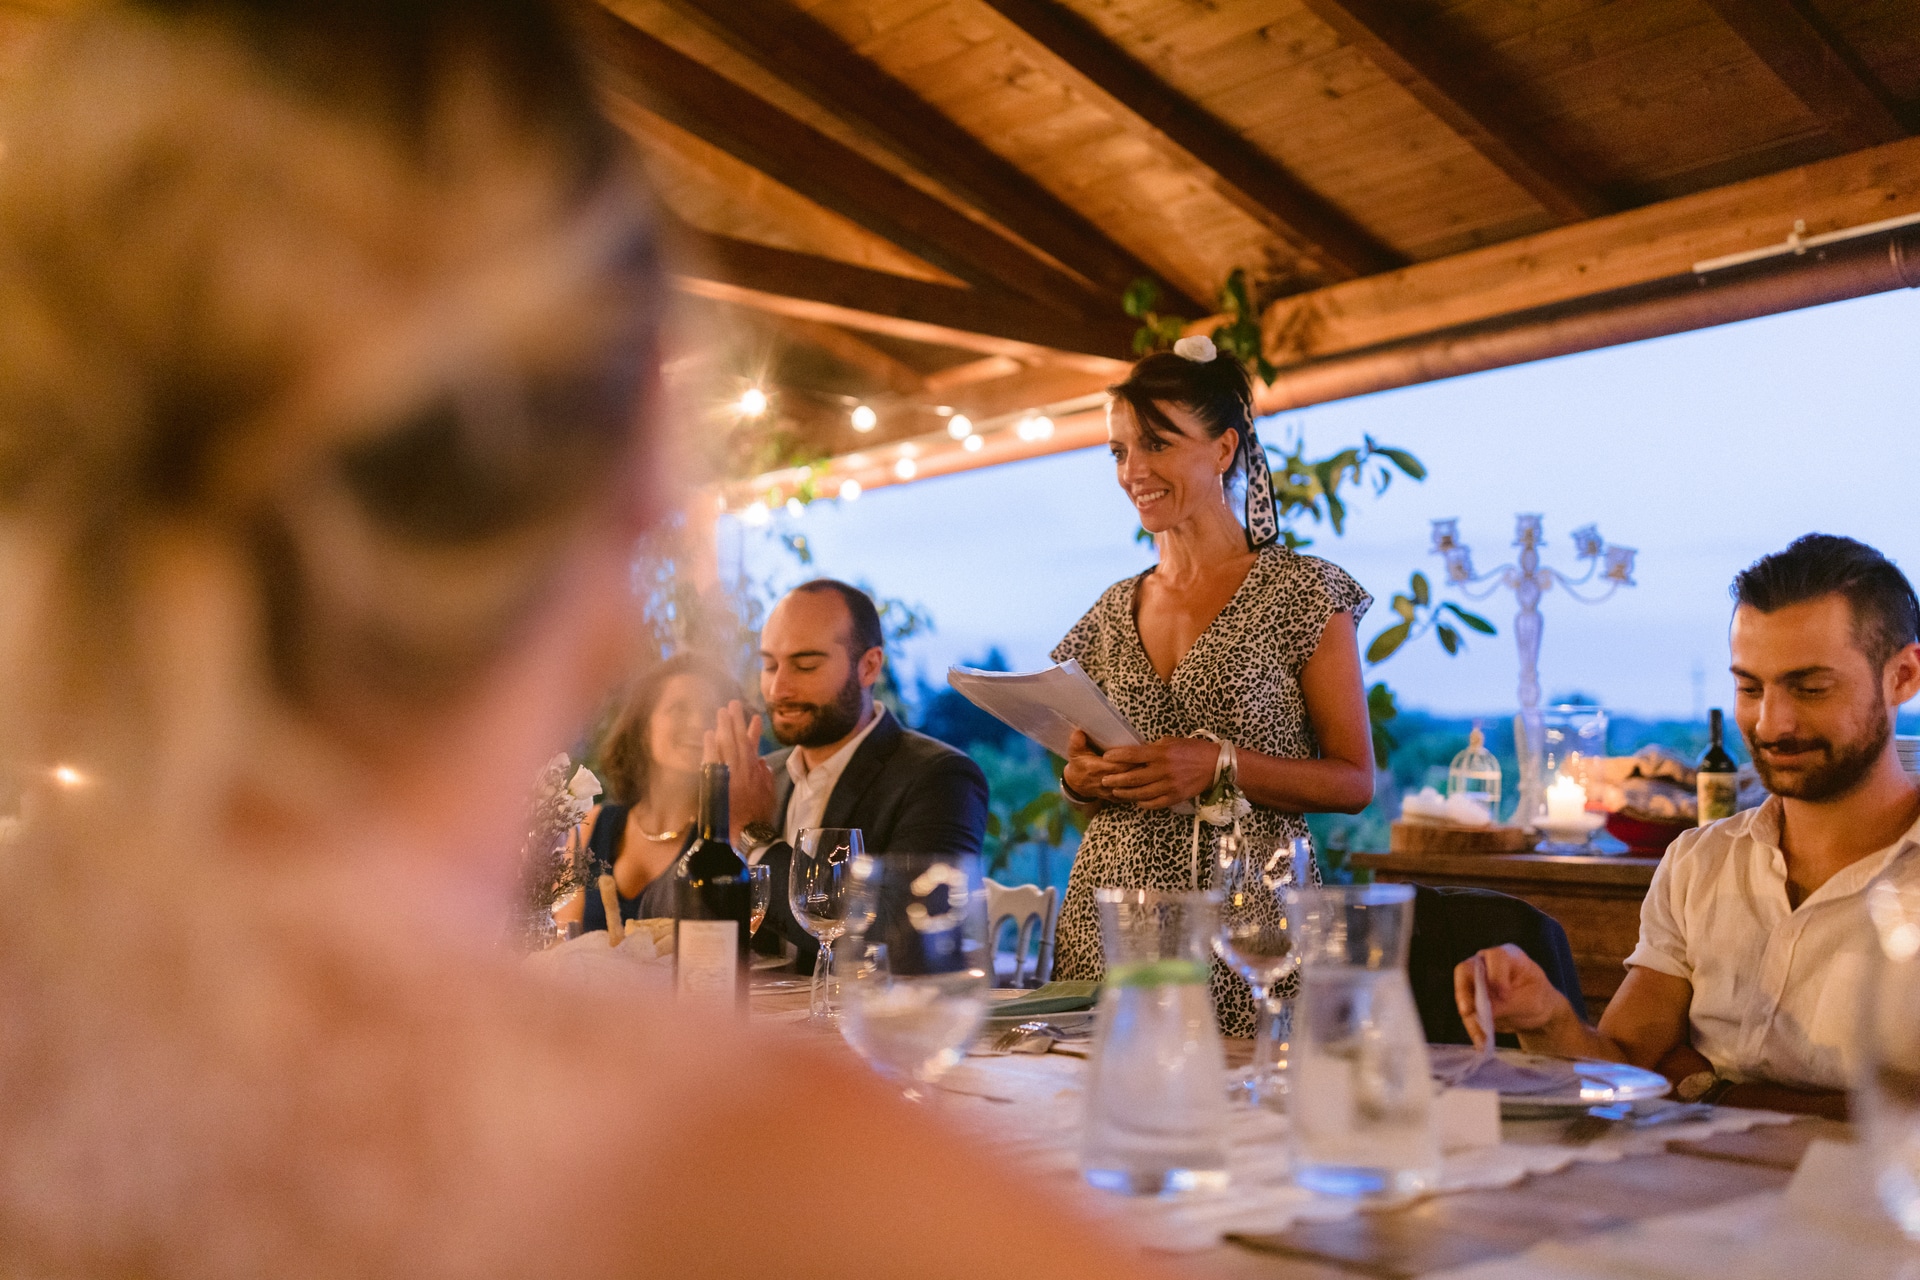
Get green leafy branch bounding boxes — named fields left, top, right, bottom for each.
left=1124, top=269, right=1276, bottom=382
left=983, top=757, right=1088, bottom=876
left=1364, top=571, right=1497, bottom=663
left=1268, top=432, right=1425, bottom=547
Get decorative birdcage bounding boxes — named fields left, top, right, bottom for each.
left=1447, top=726, right=1502, bottom=819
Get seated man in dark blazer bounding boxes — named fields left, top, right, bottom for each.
left=707, top=578, right=989, bottom=967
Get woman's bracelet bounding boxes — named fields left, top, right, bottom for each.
left=1061, top=777, right=1098, bottom=804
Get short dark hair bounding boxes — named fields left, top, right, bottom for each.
left=1732, top=534, right=1920, bottom=668
left=790, top=579, right=884, bottom=656
left=1108, top=350, right=1254, bottom=484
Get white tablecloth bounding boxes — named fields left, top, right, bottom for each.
left=927, top=1052, right=1794, bottom=1254
left=1425, top=1139, right=1920, bottom=1279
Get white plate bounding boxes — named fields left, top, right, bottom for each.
left=1429, top=1045, right=1671, bottom=1116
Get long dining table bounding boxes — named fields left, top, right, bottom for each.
left=748, top=972, right=1860, bottom=1279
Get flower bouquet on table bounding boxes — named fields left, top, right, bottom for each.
left=509, top=753, right=602, bottom=952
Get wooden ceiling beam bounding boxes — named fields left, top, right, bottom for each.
left=648, top=0, right=1197, bottom=315
left=1258, top=134, right=1920, bottom=369
left=1296, top=0, right=1611, bottom=224
left=972, top=0, right=1402, bottom=281
left=1696, top=0, right=1909, bottom=154
left=761, top=315, right=927, bottom=396
left=670, top=226, right=1136, bottom=369
left=577, top=5, right=1104, bottom=320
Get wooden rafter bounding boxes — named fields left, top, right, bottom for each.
left=971, top=0, right=1401, bottom=281
left=761, top=315, right=927, bottom=396
left=577, top=5, right=1105, bottom=320
left=1258, top=134, right=1920, bottom=369
left=1295, top=0, right=1611, bottom=224
left=649, top=0, right=1198, bottom=315
left=671, top=226, right=1137, bottom=367
left=1696, top=0, right=1909, bottom=153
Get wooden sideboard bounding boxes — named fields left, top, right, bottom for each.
left=1349, top=850, right=1659, bottom=1022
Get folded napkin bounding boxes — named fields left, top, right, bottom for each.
left=991, top=980, right=1100, bottom=1017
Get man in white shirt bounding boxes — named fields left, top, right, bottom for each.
left=1463, top=534, right=1920, bottom=1117
left=706, top=579, right=989, bottom=968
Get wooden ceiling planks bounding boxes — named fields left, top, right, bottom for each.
left=649, top=0, right=1199, bottom=311
left=1808, top=0, right=1920, bottom=103
left=972, top=0, right=1404, bottom=279
left=1436, top=0, right=1835, bottom=198
left=1296, top=0, right=1614, bottom=222
left=1697, top=0, right=1910, bottom=151
left=604, top=96, right=961, bottom=281
left=812, top=0, right=1298, bottom=304
left=1112, top=2, right=1559, bottom=266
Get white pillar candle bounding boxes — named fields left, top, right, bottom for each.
left=1545, top=775, right=1588, bottom=825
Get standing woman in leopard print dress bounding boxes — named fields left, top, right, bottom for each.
left=1052, top=339, right=1376, bottom=1037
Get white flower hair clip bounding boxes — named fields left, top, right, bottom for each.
left=1172, top=334, right=1217, bottom=363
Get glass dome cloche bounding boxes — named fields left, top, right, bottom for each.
left=1447, top=726, right=1503, bottom=821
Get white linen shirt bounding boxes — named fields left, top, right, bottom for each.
left=781, top=707, right=887, bottom=850
left=1626, top=795, right=1920, bottom=1091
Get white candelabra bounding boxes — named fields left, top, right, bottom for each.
left=1430, top=515, right=1637, bottom=826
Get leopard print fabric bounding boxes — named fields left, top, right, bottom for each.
left=1049, top=546, right=1372, bottom=1037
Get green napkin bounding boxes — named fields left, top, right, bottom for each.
left=992, top=980, right=1101, bottom=1017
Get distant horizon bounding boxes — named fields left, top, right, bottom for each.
left=722, top=286, right=1920, bottom=722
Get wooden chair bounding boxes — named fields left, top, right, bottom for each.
left=985, top=878, right=1058, bottom=989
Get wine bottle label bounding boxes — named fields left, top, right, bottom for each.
left=1697, top=773, right=1737, bottom=824
left=675, top=920, right=738, bottom=1003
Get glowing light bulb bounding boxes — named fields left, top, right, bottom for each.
left=839, top=479, right=862, bottom=502
left=51, top=765, right=85, bottom=788
left=851, top=405, right=877, bottom=432
left=947, top=415, right=974, bottom=440
left=962, top=434, right=984, bottom=453
left=893, top=458, right=917, bottom=480
left=736, top=386, right=768, bottom=418
left=1016, top=415, right=1054, bottom=441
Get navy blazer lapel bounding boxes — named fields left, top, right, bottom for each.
left=820, top=709, right=902, bottom=833
left=766, top=746, right=796, bottom=830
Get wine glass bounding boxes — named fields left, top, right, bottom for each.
left=789, top=827, right=864, bottom=1020
left=1214, top=833, right=1302, bottom=1108
left=746, top=864, right=771, bottom=938
left=840, top=852, right=989, bottom=1101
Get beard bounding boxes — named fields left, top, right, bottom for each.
left=1750, top=695, right=1892, bottom=802
left=767, top=668, right=865, bottom=748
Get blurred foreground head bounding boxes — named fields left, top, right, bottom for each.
left=0, top=0, right=664, bottom=855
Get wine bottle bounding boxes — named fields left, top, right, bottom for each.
left=673, top=762, right=750, bottom=1009
left=1696, top=708, right=1738, bottom=824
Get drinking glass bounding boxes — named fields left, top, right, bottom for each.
left=1214, top=833, right=1302, bottom=1109
left=1860, top=876, right=1920, bottom=1237
left=1081, top=888, right=1229, bottom=1195
left=789, top=828, right=864, bottom=1020
left=1284, top=882, right=1438, bottom=1198
left=839, top=853, right=989, bottom=1100
left=746, top=864, right=771, bottom=938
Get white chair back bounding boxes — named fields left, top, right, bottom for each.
left=984, top=878, right=1058, bottom=989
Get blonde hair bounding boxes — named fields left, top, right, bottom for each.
left=0, top=1, right=664, bottom=826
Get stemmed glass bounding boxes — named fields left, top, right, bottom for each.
left=1214, top=833, right=1303, bottom=1108
left=789, top=827, right=864, bottom=1020
left=839, top=852, right=990, bottom=1101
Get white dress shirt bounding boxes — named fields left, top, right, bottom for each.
left=1626, top=794, right=1920, bottom=1091
left=781, top=707, right=888, bottom=849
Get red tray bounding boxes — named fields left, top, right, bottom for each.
left=1605, top=812, right=1695, bottom=856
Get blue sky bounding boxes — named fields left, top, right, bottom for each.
left=722, top=286, right=1920, bottom=720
